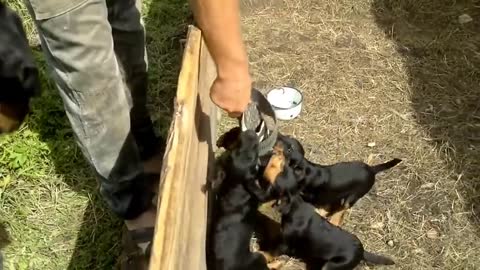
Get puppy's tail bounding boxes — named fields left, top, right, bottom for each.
left=363, top=251, right=395, bottom=265
left=370, top=158, right=402, bottom=174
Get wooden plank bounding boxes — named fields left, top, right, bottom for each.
left=149, top=25, right=218, bottom=270
left=197, top=31, right=219, bottom=270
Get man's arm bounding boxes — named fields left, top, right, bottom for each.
left=189, top=0, right=252, bottom=117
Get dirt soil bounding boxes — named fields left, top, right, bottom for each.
left=219, top=0, right=480, bottom=269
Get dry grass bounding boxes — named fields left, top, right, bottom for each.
left=1, top=0, right=190, bottom=269
left=235, top=0, right=480, bottom=269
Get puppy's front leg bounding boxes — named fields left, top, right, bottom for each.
left=202, top=169, right=226, bottom=194
left=244, top=179, right=273, bottom=202
left=315, top=207, right=329, bottom=218
left=254, top=212, right=282, bottom=254
left=267, top=260, right=287, bottom=270
left=328, top=207, right=348, bottom=227
left=257, top=250, right=275, bottom=263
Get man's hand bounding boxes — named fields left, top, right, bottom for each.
left=210, top=64, right=252, bottom=118
left=189, top=0, right=251, bottom=118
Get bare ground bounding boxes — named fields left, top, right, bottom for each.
left=225, top=0, right=480, bottom=269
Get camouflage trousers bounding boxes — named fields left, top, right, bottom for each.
left=24, top=0, right=157, bottom=220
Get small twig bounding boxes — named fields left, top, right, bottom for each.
left=388, top=108, right=410, bottom=121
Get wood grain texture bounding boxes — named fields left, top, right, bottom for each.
left=148, top=25, right=218, bottom=270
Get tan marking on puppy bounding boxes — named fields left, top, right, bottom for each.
left=315, top=202, right=351, bottom=227
left=267, top=260, right=287, bottom=270
left=315, top=207, right=329, bottom=218
left=0, top=103, right=25, bottom=133
left=263, top=143, right=286, bottom=184
left=315, top=204, right=333, bottom=218
left=328, top=207, right=348, bottom=227
left=258, top=250, right=275, bottom=263
left=0, top=112, right=21, bottom=133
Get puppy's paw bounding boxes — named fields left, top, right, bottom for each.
left=264, top=154, right=285, bottom=184
left=257, top=251, right=275, bottom=263
left=200, top=183, right=210, bottom=194
left=315, top=208, right=329, bottom=218
left=267, top=258, right=288, bottom=270
left=208, top=169, right=226, bottom=192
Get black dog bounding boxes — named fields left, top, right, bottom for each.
left=239, top=151, right=395, bottom=270
left=299, top=157, right=402, bottom=226
left=277, top=135, right=402, bottom=226
left=0, top=3, right=40, bottom=134
left=216, top=128, right=402, bottom=227
left=277, top=133, right=306, bottom=165
left=211, top=129, right=269, bottom=270
left=276, top=179, right=395, bottom=270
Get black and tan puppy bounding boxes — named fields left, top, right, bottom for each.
left=211, top=129, right=269, bottom=270
left=0, top=2, right=41, bottom=134
left=276, top=134, right=305, bottom=166
left=217, top=129, right=303, bottom=190
left=277, top=136, right=402, bottom=226
left=253, top=155, right=395, bottom=269
left=276, top=186, right=395, bottom=270
left=261, top=141, right=301, bottom=199
left=297, top=157, right=401, bottom=226
left=217, top=128, right=402, bottom=227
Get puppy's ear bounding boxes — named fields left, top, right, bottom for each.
left=216, top=127, right=242, bottom=150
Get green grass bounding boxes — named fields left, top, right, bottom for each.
left=1, top=0, right=191, bottom=269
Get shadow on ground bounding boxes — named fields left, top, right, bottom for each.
left=25, top=0, right=191, bottom=268
left=371, top=0, right=480, bottom=230
left=0, top=222, right=10, bottom=266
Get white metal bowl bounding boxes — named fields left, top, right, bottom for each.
left=266, top=87, right=303, bottom=120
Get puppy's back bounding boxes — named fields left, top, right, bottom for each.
left=293, top=201, right=362, bottom=261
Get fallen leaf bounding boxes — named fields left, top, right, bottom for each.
left=420, top=183, right=434, bottom=189
left=413, top=248, right=424, bottom=254
left=458, top=14, right=473, bottom=24
left=371, top=221, right=384, bottom=229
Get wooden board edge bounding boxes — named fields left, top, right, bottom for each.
left=148, top=25, right=202, bottom=270
left=197, top=35, right=219, bottom=270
